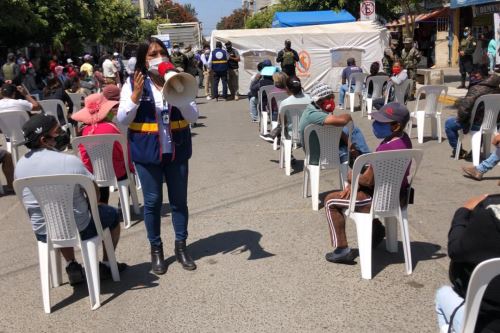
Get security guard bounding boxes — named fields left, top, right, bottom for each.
left=225, top=41, right=241, bottom=100
left=209, top=41, right=228, bottom=101
left=276, top=39, right=299, bottom=77
left=170, top=43, right=188, bottom=72
left=401, top=37, right=421, bottom=100
left=383, top=39, right=399, bottom=76
left=458, top=27, right=476, bottom=89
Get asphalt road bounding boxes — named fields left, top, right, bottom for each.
left=0, top=91, right=498, bottom=332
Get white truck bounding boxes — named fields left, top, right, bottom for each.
left=156, top=22, right=203, bottom=50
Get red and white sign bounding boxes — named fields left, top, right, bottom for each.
left=360, top=0, right=376, bottom=21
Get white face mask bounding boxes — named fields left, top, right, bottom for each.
left=173, top=48, right=180, bottom=53
left=148, top=56, right=168, bottom=72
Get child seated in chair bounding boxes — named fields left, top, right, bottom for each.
left=323, top=102, right=412, bottom=264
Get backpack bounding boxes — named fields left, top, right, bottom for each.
left=282, top=50, right=295, bottom=66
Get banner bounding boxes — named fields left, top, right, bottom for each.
left=360, top=0, right=376, bottom=21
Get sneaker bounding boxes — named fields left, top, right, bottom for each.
left=338, top=104, right=344, bottom=110
left=66, top=261, right=85, bottom=286
left=206, top=96, right=212, bottom=100
left=251, top=118, right=259, bottom=123
left=325, top=247, right=357, bottom=264
left=462, top=165, right=484, bottom=180
left=259, top=134, right=274, bottom=142
left=372, top=219, right=386, bottom=249
left=269, top=125, right=282, bottom=139
left=235, top=95, right=240, bottom=101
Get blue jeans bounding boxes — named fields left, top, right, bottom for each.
left=35, top=204, right=119, bottom=243
left=339, top=126, right=371, bottom=162
left=249, top=96, right=258, bottom=121
left=445, top=117, right=480, bottom=150
left=339, top=84, right=353, bottom=106
left=135, top=155, right=189, bottom=247
left=435, top=285, right=464, bottom=332
left=488, top=53, right=496, bottom=72
left=477, top=149, right=500, bottom=173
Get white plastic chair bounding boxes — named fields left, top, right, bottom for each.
left=347, top=149, right=423, bottom=279
left=278, top=103, right=309, bottom=175
left=303, top=123, right=352, bottom=211
left=347, top=72, right=368, bottom=113
left=13, top=174, right=121, bottom=313
left=0, top=110, right=30, bottom=164
left=362, top=75, right=389, bottom=119
left=407, top=85, right=448, bottom=144
left=384, top=79, right=413, bottom=105
left=267, top=90, right=289, bottom=150
left=66, top=92, right=86, bottom=112
left=257, top=85, right=275, bottom=135
left=455, top=94, right=500, bottom=166
left=72, top=134, right=140, bottom=229
left=39, top=99, right=77, bottom=138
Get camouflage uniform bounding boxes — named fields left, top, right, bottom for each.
left=401, top=44, right=421, bottom=99
left=171, top=52, right=188, bottom=72
left=458, top=34, right=477, bottom=87
left=383, top=40, right=400, bottom=75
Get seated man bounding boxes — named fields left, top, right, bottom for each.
left=0, top=148, right=14, bottom=194
left=435, top=194, right=500, bottom=332
left=462, top=133, right=500, bottom=181
left=372, top=61, right=408, bottom=111
left=323, top=103, right=412, bottom=263
left=299, top=82, right=370, bottom=167
left=445, top=67, right=500, bottom=159
left=14, top=114, right=127, bottom=285
left=0, top=83, right=40, bottom=113
left=338, top=58, right=363, bottom=110
left=248, top=60, right=273, bottom=123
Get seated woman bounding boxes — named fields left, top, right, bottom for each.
left=71, top=85, right=133, bottom=204
left=269, top=71, right=289, bottom=120
left=372, top=61, right=408, bottom=111
left=323, top=102, right=412, bottom=263
left=365, top=62, right=387, bottom=98
left=42, top=77, right=74, bottom=124
left=435, top=194, right=500, bottom=333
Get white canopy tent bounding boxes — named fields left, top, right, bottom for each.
left=210, top=21, right=389, bottom=93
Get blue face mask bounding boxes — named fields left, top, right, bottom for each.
left=372, top=121, right=393, bottom=139
left=464, top=32, right=469, bottom=37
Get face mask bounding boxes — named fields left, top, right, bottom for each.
left=319, top=97, right=335, bottom=112
left=204, top=50, right=210, bottom=55
left=48, top=131, right=71, bottom=151
left=392, top=66, right=402, bottom=75
left=148, top=56, right=168, bottom=73
left=464, top=32, right=469, bottom=37
left=372, top=121, right=393, bottom=139
left=173, top=48, right=180, bottom=53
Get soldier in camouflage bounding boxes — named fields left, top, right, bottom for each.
left=383, top=39, right=399, bottom=76
left=458, top=27, right=477, bottom=89
left=170, top=43, right=188, bottom=72
left=401, top=37, right=421, bottom=100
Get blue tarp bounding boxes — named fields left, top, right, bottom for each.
left=272, top=10, right=355, bottom=28
left=450, top=0, right=499, bottom=8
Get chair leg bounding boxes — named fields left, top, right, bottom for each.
left=340, top=163, right=349, bottom=189
left=117, top=181, right=132, bottom=229
left=483, top=133, right=492, bottom=159
left=49, top=247, right=62, bottom=288
left=367, top=99, right=373, bottom=119
left=400, top=209, right=413, bottom=275
left=407, top=118, right=413, bottom=139
left=349, top=93, right=355, bottom=113
left=128, top=179, right=141, bottom=215
left=303, top=163, right=309, bottom=198
left=430, top=116, right=438, bottom=139
left=37, top=241, right=51, bottom=313
left=471, top=131, right=482, bottom=166
left=134, top=171, right=142, bottom=190
left=284, top=140, right=292, bottom=176
left=437, top=115, right=442, bottom=143
left=81, top=237, right=101, bottom=310
left=353, top=213, right=373, bottom=279
left=271, top=121, right=278, bottom=150
left=279, top=140, right=284, bottom=169
left=384, top=217, right=398, bottom=253
left=309, top=165, right=320, bottom=211
left=416, top=111, right=425, bottom=144
left=261, top=112, right=269, bottom=135
left=102, top=229, right=120, bottom=282
left=455, top=132, right=464, bottom=160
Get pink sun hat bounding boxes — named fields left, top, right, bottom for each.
left=71, top=92, right=119, bottom=125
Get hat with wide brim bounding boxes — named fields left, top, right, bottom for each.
left=71, top=93, right=118, bottom=125
left=260, top=66, right=279, bottom=76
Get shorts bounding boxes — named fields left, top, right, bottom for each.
left=35, top=204, right=119, bottom=243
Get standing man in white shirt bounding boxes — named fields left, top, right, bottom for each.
left=102, top=54, right=118, bottom=86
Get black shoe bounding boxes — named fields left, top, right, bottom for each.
left=259, top=134, right=274, bottom=142
left=175, top=240, right=197, bottom=271
left=151, top=245, right=168, bottom=275
left=270, top=125, right=282, bottom=139
left=372, top=219, right=386, bottom=249
left=99, top=262, right=128, bottom=280
left=325, top=247, right=357, bottom=264
left=452, top=149, right=468, bottom=159
left=66, top=261, right=85, bottom=286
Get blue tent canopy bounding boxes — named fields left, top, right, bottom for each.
left=272, top=10, right=356, bottom=28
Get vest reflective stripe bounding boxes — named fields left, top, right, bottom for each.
left=212, top=60, right=227, bottom=64
left=129, top=119, right=189, bottom=132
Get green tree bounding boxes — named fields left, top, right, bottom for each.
left=156, top=0, right=198, bottom=23
left=216, top=8, right=250, bottom=30
left=245, top=5, right=285, bottom=29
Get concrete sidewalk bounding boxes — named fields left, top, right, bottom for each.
left=0, top=93, right=498, bottom=332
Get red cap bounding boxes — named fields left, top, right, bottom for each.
left=158, top=61, right=176, bottom=77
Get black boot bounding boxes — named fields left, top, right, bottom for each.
left=175, top=240, right=197, bottom=271
left=151, top=244, right=168, bottom=275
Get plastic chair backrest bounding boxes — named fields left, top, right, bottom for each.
left=468, top=94, right=500, bottom=134
left=258, top=85, right=275, bottom=112
left=0, top=110, right=30, bottom=144
left=13, top=174, right=102, bottom=247
left=349, top=149, right=423, bottom=217
left=394, top=79, right=413, bottom=104
left=267, top=91, right=289, bottom=113
left=279, top=103, right=308, bottom=141
left=67, top=92, right=86, bottom=111
left=461, top=258, right=500, bottom=333
left=304, top=122, right=353, bottom=169
left=72, top=134, right=130, bottom=188
left=366, top=75, right=389, bottom=99
left=348, top=72, right=368, bottom=93
left=39, top=99, right=69, bottom=125
left=415, top=85, right=448, bottom=115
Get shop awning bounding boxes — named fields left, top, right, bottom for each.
left=271, top=10, right=355, bottom=28
left=386, top=7, right=450, bottom=27
left=451, top=0, right=500, bottom=9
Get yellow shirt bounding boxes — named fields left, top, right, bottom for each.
left=80, top=63, right=93, bottom=77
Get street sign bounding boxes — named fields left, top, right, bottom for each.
left=152, top=34, right=171, bottom=49
left=360, top=0, right=376, bottom=21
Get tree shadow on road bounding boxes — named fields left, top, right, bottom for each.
left=166, top=230, right=275, bottom=265
left=51, top=262, right=159, bottom=312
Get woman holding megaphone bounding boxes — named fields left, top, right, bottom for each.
left=118, top=37, right=199, bottom=275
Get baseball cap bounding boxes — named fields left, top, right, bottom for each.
left=310, top=82, right=334, bottom=102
left=22, top=114, right=58, bottom=148
left=260, top=66, right=279, bottom=76
left=67, top=58, right=73, bottom=64
left=371, top=102, right=409, bottom=125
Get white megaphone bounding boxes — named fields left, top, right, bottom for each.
left=159, top=62, right=197, bottom=106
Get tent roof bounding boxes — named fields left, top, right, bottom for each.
left=272, top=10, right=355, bottom=28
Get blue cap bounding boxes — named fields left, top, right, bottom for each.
left=260, top=66, right=279, bottom=76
